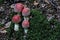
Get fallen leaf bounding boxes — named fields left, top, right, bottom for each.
left=4, top=21, right=11, bottom=28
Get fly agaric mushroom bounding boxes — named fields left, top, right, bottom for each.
left=22, top=7, right=30, bottom=20
left=22, top=20, right=29, bottom=28
left=12, top=14, right=21, bottom=31
left=22, top=20, right=30, bottom=34
left=14, top=3, right=24, bottom=12
left=22, top=7, right=30, bottom=17
left=12, top=14, right=21, bottom=23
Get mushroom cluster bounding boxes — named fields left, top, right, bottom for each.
left=12, top=3, right=30, bottom=32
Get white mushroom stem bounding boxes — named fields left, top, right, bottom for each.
left=24, top=28, right=28, bottom=34
left=14, top=23, right=19, bottom=31
left=24, top=16, right=29, bottom=20
left=23, top=28, right=28, bottom=40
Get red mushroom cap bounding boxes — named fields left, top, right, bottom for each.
left=22, top=20, right=29, bottom=28
left=22, top=7, right=30, bottom=16
left=12, top=14, right=21, bottom=23
left=15, top=3, right=24, bottom=12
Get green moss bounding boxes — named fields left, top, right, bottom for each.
left=27, top=9, right=51, bottom=40
left=29, top=0, right=34, bottom=3
left=0, top=23, right=4, bottom=28
left=0, top=0, right=4, bottom=4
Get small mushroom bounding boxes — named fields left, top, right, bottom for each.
left=22, top=20, right=29, bottom=34
left=12, top=14, right=21, bottom=31
left=22, top=7, right=30, bottom=17
left=22, top=20, right=29, bottom=28
left=14, top=3, right=24, bottom=12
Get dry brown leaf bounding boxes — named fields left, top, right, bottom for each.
left=0, top=30, right=7, bottom=33
left=34, top=1, right=39, bottom=6
left=45, top=0, right=49, bottom=4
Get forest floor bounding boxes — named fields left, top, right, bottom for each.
left=0, top=0, right=60, bottom=40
